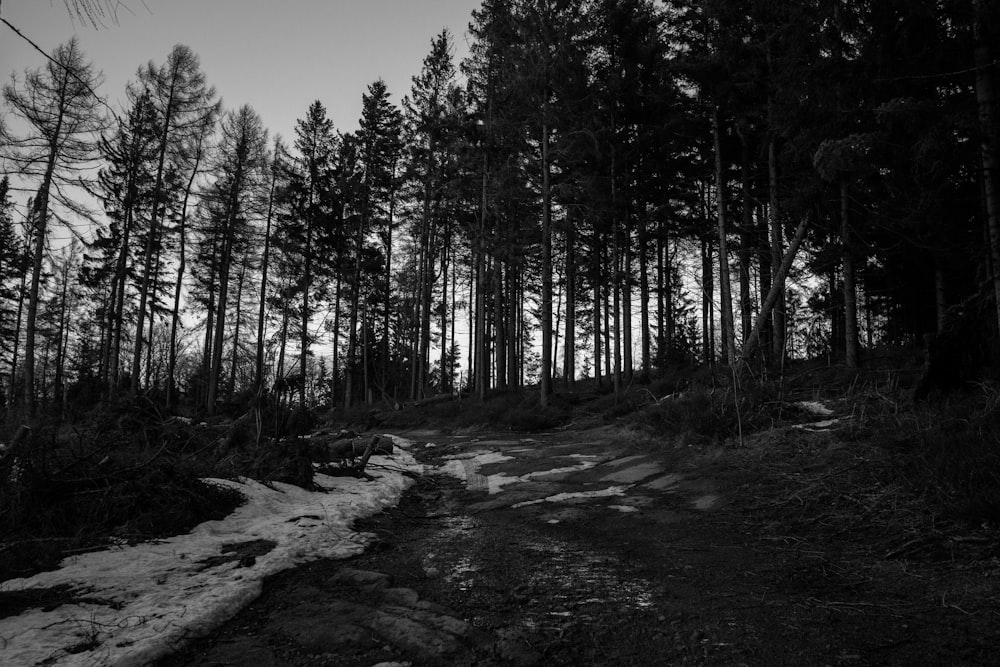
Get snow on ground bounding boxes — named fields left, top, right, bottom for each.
left=440, top=449, right=599, bottom=494
left=0, top=435, right=421, bottom=667
left=796, top=401, right=835, bottom=416
left=511, top=486, right=631, bottom=509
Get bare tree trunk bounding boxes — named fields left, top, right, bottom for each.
left=132, top=77, right=178, bottom=394
left=713, top=106, right=736, bottom=365
left=742, top=213, right=811, bottom=363
left=53, top=255, right=72, bottom=415
left=702, top=237, right=713, bottom=364
left=974, top=0, right=1000, bottom=334
left=841, top=178, right=859, bottom=368
left=656, top=231, right=667, bottom=365
left=540, top=120, right=553, bottom=405
left=167, top=153, right=201, bottom=407
left=638, top=205, right=651, bottom=378
left=255, top=151, right=278, bottom=395
left=593, top=257, right=602, bottom=388
left=493, top=258, right=506, bottom=390
left=207, top=233, right=233, bottom=413
left=23, top=70, right=69, bottom=416
left=623, top=223, right=633, bottom=383
left=768, top=135, right=785, bottom=365
left=612, top=226, right=622, bottom=396
left=475, top=244, right=488, bottom=401
left=563, top=211, right=576, bottom=390
left=935, top=258, right=948, bottom=334
left=331, top=272, right=342, bottom=405
left=739, top=132, right=754, bottom=344
left=9, top=258, right=26, bottom=411
left=228, top=250, right=249, bottom=401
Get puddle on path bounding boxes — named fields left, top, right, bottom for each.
left=420, top=510, right=657, bottom=633
left=520, top=536, right=656, bottom=623
left=600, top=460, right=664, bottom=483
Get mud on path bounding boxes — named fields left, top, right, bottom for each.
left=163, top=427, right=1000, bottom=666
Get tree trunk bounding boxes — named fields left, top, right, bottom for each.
left=563, top=211, right=576, bottom=390
left=331, top=272, right=342, bottom=405
left=841, top=178, right=859, bottom=368
left=713, top=106, right=737, bottom=365
left=934, top=258, right=947, bottom=334
left=255, top=152, right=278, bottom=395
left=768, top=135, right=785, bottom=365
left=739, top=132, right=754, bottom=344
left=167, top=151, right=201, bottom=407
left=974, top=0, right=1000, bottom=335
left=132, top=75, right=178, bottom=394
left=540, top=120, right=553, bottom=406
left=742, top=213, right=811, bottom=363
left=228, top=251, right=249, bottom=401
left=638, top=205, right=651, bottom=378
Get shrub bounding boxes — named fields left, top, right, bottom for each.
left=885, top=384, right=1000, bottom=522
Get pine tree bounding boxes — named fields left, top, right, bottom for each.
left=278, top=101, right=340, bottom=408
left=356, top=80, right=403, bottom=403
left=131, top=44, right=219, bottom=393
left=1, top=38, right=106, bottom=417
left=201, top=105, right=269, bottom=412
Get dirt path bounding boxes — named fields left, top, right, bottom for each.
left=162, top=427, right=1000, bottom=666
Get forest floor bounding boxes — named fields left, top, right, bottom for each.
left=162, top=404, right=1000, bottom=666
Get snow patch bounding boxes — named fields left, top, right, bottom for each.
left=609, top=505, right=640, bottom=514
left=0, top=437, right=421, bottom=667
left=512, top=485, right=630, bottom=508
left=796, top=401, right=834, bottom=416
left=439, top=451, right=598, bottom=494
left=792, top=418, right=843, bottom=431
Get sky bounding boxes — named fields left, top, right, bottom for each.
left=0, top=434, right=420, bottom=666
left=0, top=0, right=482, bottom=141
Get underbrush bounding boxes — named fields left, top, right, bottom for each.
left=869, top=383, right=1000, bottom=524
left=0, top=397, right=314, bottom=582
left=634, top=380, right=784, bottom=445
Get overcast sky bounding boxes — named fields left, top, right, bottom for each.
left=0, top=0, right=481, bottom=141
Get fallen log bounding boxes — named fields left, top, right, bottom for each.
left=308, top=434, right=394, bottom=464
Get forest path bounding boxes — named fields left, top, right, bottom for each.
left=162, top=427, right=1000, bottom=666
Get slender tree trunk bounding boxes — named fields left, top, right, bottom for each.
left=228, top=251, right=249, bottom=400
left=743, top=213, right=811, bottom=362
left=475, top=243, right=488, bottom=400
left=9, top=261, right=26, bottom=411
left=768, top=136, right=785, bottom=365
left=713, top=106, right=737, bottom=365
left=974, top=0, right=1000, bottom=334
left=207, top=233, right=233, bottom=413
left=841, top=178, right=859, bottom=368
left=276, top=297, right=290, bottom=391
left=383, top=166, right=396, bottom=397
left=23, top=70, right=69, bottom=416
left=638, top=205, right=651, bottom=378
left=563, top=212, right=576, bottom=390
left=255, top=153, right=278, bottom=394
left=540, top=120, right=553, bottom=404
left=300, top=210, right=314, bottom=410
left=702, top=237, right=713, bottom=364
left=53, top=257, right=71, bottom=414
left=739, top=133, right=754, bottom=344
left=362, top=299, right=371, bottom=404
left=622, top=223, right=633, bottom=383
left=935, top=258, right=948, bottom=334
left=493, top=258, right=506, bottom=390
left=656, top=231, right=667, bottom=365
left=167, top=154, right=200, bottom=407
left=132, top=76, right=178, bottom=394
left=331, top=272, right=342, bottom=405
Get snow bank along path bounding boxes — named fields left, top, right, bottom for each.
left=0, top=435, right=421, bottom=667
